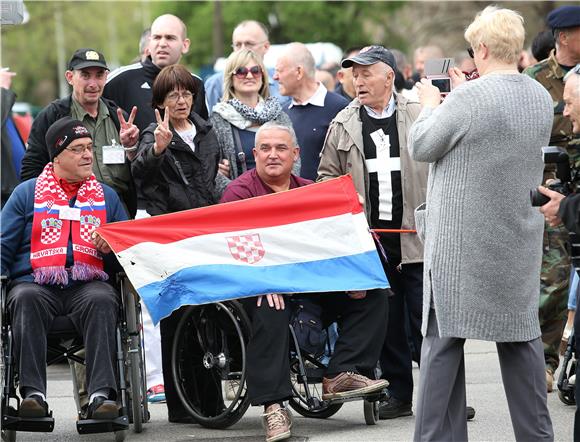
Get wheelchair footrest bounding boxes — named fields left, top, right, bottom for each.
left=76, top=415, right=129, bottom=434
left=2, top=411, right=55, bottom=433
left=325, top=390, right=387, bottom=406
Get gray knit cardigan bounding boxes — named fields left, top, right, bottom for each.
left=210, top=110, right=300, bottom=198
left=410, top=74, right=553, bottom=342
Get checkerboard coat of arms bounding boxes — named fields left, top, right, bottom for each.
left=226, top=234, right=265, bottom=264
left=80, top=214, right=101, bottom=243
left=40, top=218, right=63, bottom=244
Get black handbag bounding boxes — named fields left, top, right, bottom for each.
left=289, top=297, right=326, bottom=356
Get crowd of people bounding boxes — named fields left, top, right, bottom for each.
left=2, top=4, right=580, bottom=442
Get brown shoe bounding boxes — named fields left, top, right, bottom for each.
left=262, top=405, right=292, bottom=442
left=322, top=372, right=388, bottom=400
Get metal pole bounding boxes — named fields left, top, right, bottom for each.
left=54, top=2, right=67, bottom=98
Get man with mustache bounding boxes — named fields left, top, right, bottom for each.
left=20, top=48, right=138, bottom=217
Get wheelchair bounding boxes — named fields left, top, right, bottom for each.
left=0, top=274, right=149, bottom=441
left=558, top=326, right=576, bottom=406
left=170, top=299, right=385, bottom=429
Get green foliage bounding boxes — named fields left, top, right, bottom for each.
left=2, top=1, right=404, bottom=105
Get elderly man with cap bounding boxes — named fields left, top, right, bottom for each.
left=318, top=45, right=429, bottom=420
left=1, top=117, right=127, bottom=420
left=524, top=5, right=580, bottom=392
left=21, top=48, right=139, bottom=217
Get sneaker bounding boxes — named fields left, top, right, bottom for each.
left=147, top=384, right=166, bottom=403
left=19, top=395, right=49, bottom=418
left=224, top=379, right=245, bottom=401
left=322, top=372, right=388, bottom=400
left=86, top=396, right=118, bottom=420
left=546, top=369, right=554, bottom=393
left=378, top=394, right=412, bottom=419
left=262, top=405, right=292, bottom=442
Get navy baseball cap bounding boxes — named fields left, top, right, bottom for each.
left=547, top=6, right=580, bottom=30
left=341, top=45, right=397, bottom=71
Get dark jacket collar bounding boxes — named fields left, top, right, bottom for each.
left=142, top=56, right=161, bottom=82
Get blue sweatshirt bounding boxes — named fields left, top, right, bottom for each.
left=284, top=91, right=348, bottom=181
left=1, top=179, right=127, bottom=283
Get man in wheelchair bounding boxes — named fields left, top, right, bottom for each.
left=1, top=118, right=128, bottom=420
left=220, top=122, right=389, bottom=442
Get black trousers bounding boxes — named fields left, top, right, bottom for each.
left=379, top=263, right=423, bottom=402
left=160, top=307, right=223, bottom=419
left=240, top=290, right=389, bottom=406
left=7, top=280, right=119, bottom=398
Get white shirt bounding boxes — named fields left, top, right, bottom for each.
left=288, top=82, right=328, bottom=108
left=176, top=124, right=197, bottom=152
left=364, top=95, right=396, bottom=119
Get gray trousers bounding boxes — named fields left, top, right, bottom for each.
left=7, top=280, right=119, bottom=398
left=414, top=309, right=553, bottom=442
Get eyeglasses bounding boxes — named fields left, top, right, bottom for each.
left=231, top=41, right=265, bottom=51
left=166, top=91, right=194, bottom=103
left=467, top=47, right=474, bottom=59
left=233, top=65, right=262, bottom=79
left=65, top=143, right=93, bottom=155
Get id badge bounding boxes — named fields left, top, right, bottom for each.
left=103, top=143, right=125, bottom=164
left=59, top=206, right=81, bottom=221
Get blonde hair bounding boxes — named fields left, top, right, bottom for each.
left=464, top=6, right=525, bottom=65
left=221, top=49, right=270, bottom=102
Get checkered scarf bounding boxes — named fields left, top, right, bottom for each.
left=30, top=163, right=108, bottom=285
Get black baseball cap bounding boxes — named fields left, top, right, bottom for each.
left=45, top=117, right=92, bottom=160
left=341, top=45, right=397, bottom=71
left=547, top=6, right=580, bottom=30
left=68, top=48, right=108, bottom=71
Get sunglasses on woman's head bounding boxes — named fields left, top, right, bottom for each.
left=233, top=66, right=262, bottom=79
left=467, top=47, right=474, bottom=59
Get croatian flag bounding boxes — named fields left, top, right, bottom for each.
left=96, top=176, right=389, bottom=324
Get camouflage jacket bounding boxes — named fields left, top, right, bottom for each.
left=525, top=50, right=580, bottom=173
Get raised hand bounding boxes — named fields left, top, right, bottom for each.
left=118, top=106, right=139, bottom=147
left=153, top=108, right=172, bottom=155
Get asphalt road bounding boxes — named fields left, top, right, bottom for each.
left=7, top=340, right=575, bottom=441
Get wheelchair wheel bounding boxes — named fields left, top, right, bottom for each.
left=363, top=399, right=379, bottom=425
left=125, top=292, right=147, bottom=433
left=558, top=389, right=576, bottom=406
left=122, top=284, right=149, bottom=432
left=1, top=429, right=16, bottom=442
left=288, top=355, right=342, bottom=419
left=172, top=302, right=251, bottom=429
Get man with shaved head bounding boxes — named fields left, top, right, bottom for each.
left=104, top=14, right=207, bottom=131
left=274, top=42, right=347, bottom=181
left=205, top=20, right=289, bottom=112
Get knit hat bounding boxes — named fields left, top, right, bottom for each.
left=45, top=117, right=92, bottom=160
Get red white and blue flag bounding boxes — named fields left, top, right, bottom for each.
left=96, top=176, right=389, bottom=324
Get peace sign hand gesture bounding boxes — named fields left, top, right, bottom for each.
left=118, top=106, right=139, bottom=148
left=153, top=108, right=172, bottom=156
